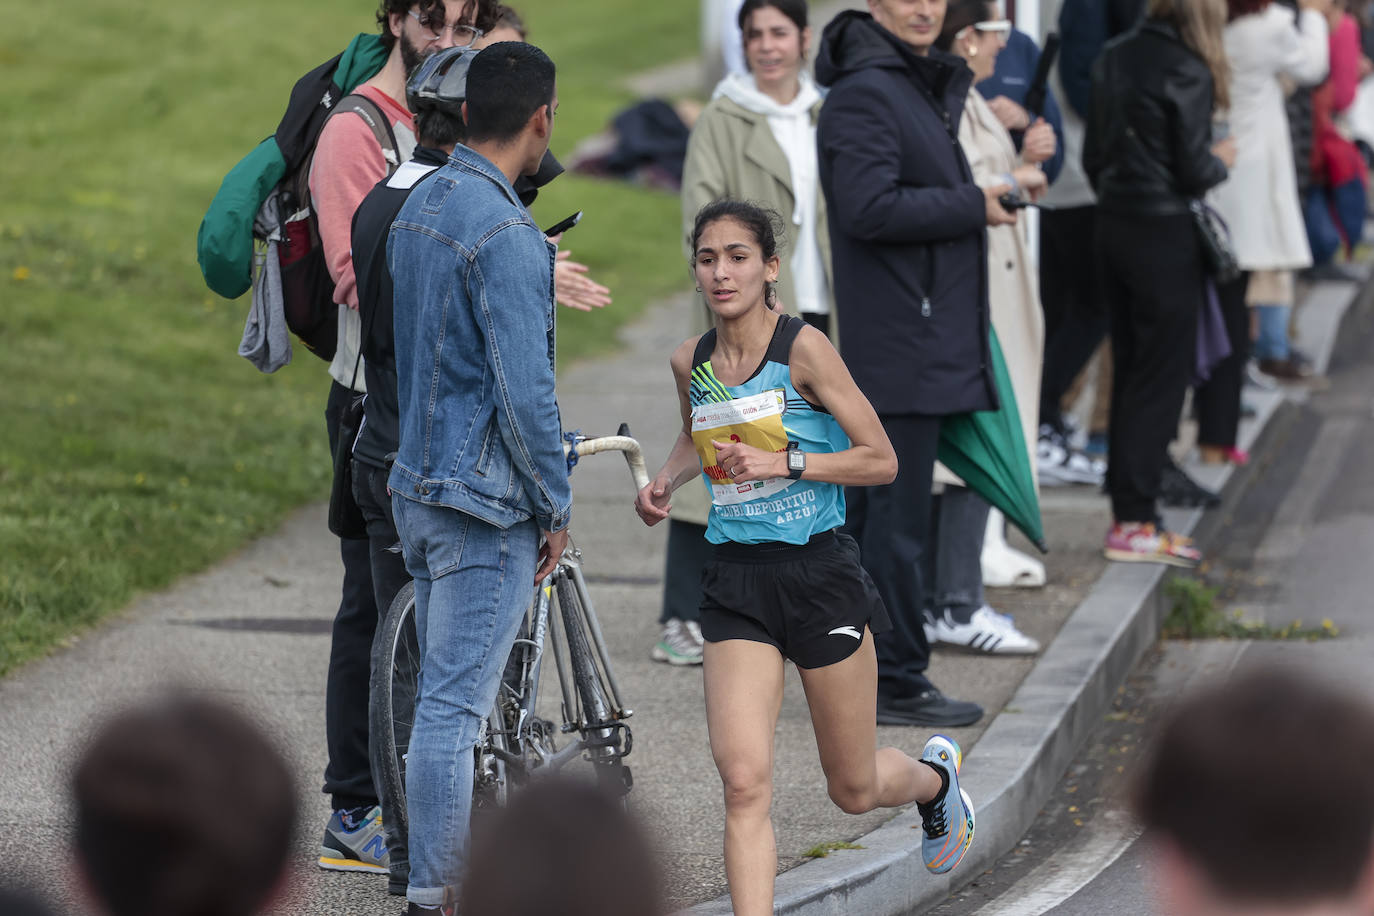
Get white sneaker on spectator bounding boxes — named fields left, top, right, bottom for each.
left=651, top=618, right=703, bottom=666
left=1244, top=360, right=1280, bottom=391
left=1037, top=436, right=1105, bottom=487
left=924, top=606, right=1041, bottom=655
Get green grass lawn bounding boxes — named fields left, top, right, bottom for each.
left=0, top=0, right=698, bottom=675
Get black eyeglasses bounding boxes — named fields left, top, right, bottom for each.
left=408, top=10, right=484, bottom=48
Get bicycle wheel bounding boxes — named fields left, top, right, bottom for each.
left=369, top=580, right=419, bottom=844
left=555, top=573, right=632, bottom=796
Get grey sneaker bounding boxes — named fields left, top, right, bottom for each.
left=318, top=805, right=389, bottom=874
left=651, top=618, right=703, bottom=666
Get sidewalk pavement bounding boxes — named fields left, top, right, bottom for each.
left=2, top=266, right=1365, bottom=915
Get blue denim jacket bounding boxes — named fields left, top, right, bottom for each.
left=387, top=144, right=572, bottom=533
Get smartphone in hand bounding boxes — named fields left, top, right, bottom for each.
left=543, top=210, right=583, bottom=237
left=998, top=193, right=1038, bottom=211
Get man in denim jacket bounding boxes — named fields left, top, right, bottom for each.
left=386, top=42, right=569, bottom=915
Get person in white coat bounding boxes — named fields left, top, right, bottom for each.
left=1198, top=0, right=1329, bottom=463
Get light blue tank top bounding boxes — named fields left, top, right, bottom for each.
left=688, top=316, right=849, bottom=545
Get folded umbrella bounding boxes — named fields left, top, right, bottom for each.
left=937, top=327, right=1049, bottom=553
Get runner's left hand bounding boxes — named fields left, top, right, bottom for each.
left=711, top=439, right=784, bottom=483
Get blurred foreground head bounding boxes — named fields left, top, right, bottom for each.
left=72, top=694, right=297, bottom=916
left=461, top=779, right=665, bottom=916
left=0, top=886, right=55, bottom=916
left=1135, top=668, right=1374, bottom=915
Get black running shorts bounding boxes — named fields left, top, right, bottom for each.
left=698, top=529, right=892, bottom=669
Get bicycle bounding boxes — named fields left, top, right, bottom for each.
left=369, top=425, right=650, bottom=848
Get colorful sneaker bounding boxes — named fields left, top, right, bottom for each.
left=651, top=618, right=703, bottom=666
left=926, top=606, right=1041, bottom=655
left=318, top=805, right=389, bottom=874
left=1103, top=522, right=1201, bottom=568
left=918, top=736, right=975, bottom=874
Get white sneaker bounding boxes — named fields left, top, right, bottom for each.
left=1245, top=360, right=1280, bottom=391
left=926, top=606, right=1041, bottom=655
left=651, top=618, right=703, bottom=665
left=1036, top=437, right=1104, bottom=487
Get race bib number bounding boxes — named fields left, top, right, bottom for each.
left=690, top=390, right=794, bottom=506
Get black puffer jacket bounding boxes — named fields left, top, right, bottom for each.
left=815, top=11, right=996, bottom=417
left=1083, top=20, right=1228, bottom=215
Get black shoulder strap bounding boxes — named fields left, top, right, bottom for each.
left=691, top=328, right=718, bottom=370
left=332, top=93, right=400, bottom=171
left=764, top=314, right=804, bottom=366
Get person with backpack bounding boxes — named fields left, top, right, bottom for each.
left=313, top=0, right=496, bottom=882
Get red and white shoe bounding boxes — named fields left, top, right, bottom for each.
left=1103, top=522, right=1201, bottom=568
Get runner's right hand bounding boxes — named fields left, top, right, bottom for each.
left=635, top=475, right=673, bottom=526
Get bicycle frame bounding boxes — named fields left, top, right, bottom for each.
left=480, top=429, right=648, bottom=780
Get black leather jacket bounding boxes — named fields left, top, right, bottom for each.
left=1083, top=20, right=1228, bottom=215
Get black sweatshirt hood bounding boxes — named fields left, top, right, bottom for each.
left=815, top=10, right=968, bottom=100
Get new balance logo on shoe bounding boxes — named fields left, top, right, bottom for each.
left=828, top=626, right=862, bottom=640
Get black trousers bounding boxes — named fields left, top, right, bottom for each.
left=352, top=457, right=411, bottom=877
left=1098, top=211, right=1203, bottom=523
left=1040, top=205, right=1110, bottom=434
left=660, top=518, right=709, bottom=624
left=323, top=380, right=381, bottom=812
left=841, top=414, right=941, bottom=699
left=1194, top=272, right=1251, bottom=448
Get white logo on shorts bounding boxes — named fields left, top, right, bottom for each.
left=828, top=626, right=862, bottom=641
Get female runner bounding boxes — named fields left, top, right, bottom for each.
left=634, top=200, right=975, bottom=914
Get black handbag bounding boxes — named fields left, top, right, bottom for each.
left=327, top=302, right=377, bottom=540
left=1188, top=199, right=1241, bottom=284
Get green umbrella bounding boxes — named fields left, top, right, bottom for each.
left=937, top=327, right=1049, bottom=553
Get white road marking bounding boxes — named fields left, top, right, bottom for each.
left=970, top=811, right=1143, bottom=916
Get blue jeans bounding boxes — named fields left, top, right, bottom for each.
left=1305, top=186, right=1343, bottom=267
left=391, top=495, right=539, bottom=907
left=928, top=486, right=989, bottom=622
left=1253, top=304, right=1290, bottom=362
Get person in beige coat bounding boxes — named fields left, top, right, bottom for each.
left=925, top=0, right=1049, bottom=655
left=652, top=0, right=834, bottom=666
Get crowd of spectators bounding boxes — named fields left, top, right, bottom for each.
left=26, top=0, right=1374, bottom=913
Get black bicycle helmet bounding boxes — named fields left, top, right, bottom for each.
left=405, top=46, right=479, bottom=114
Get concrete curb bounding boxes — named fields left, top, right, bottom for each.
left=685, top=273, right=1370, bottom=915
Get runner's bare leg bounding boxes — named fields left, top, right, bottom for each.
left=704, top=638, right=786, bottom=916
left=798, top=629, right=942, bottom=812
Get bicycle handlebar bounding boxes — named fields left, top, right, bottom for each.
left=563, top=428, right=651, bottom=492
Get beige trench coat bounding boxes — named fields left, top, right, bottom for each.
left=934, top=90, right=1043, bottom=490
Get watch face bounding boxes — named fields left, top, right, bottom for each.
left=788, top=451, right=805, bottom=471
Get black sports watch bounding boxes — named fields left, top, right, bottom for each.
left=785, top=441, right=805, bottom=480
